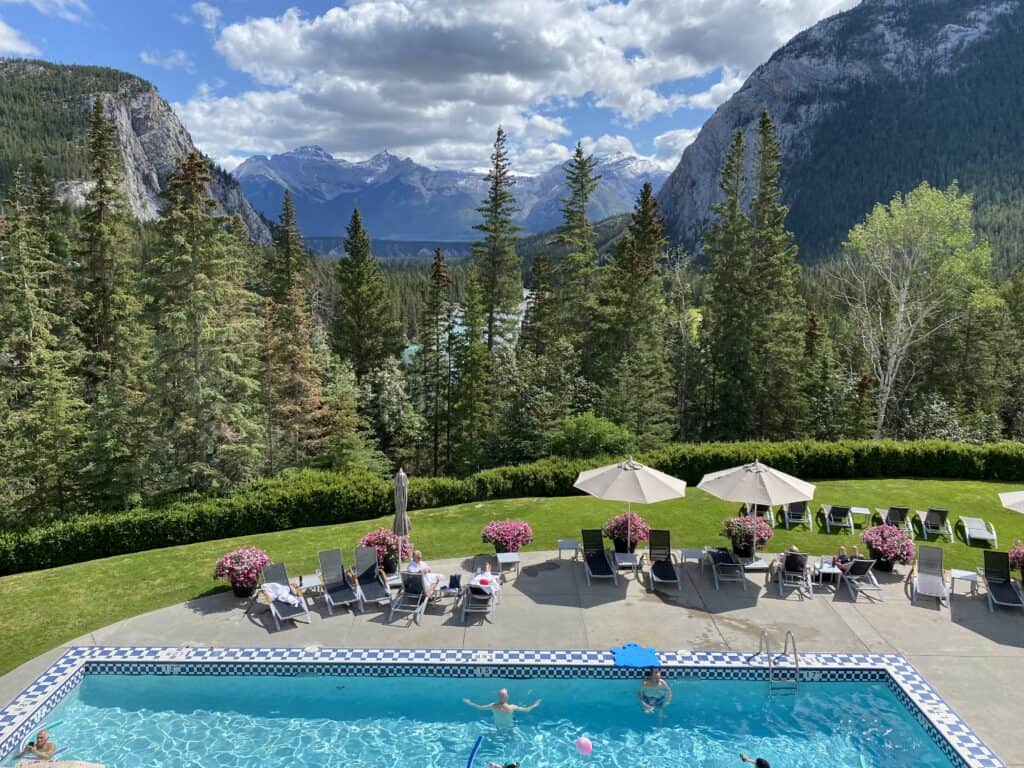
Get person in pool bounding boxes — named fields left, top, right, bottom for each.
left=463, top=688, right=541, bottom=727
left=488, top=763, right=520, bottom=768
left=14, top=729, right=56, bottom=760
left=740, top=754, right=770, bottom=768
left=637, top=668, right=672, bottom=719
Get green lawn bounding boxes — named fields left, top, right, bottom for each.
left=1, top=478, right=1021, bottom=677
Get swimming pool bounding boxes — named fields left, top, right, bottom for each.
left=0, top=647, right=1003, bottom=768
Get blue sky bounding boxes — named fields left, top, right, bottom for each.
left=0, top=0, right=855, bottom=173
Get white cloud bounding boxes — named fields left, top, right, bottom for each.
left=139, top=49, right=194, bottom=72
left=652, top=127, right=700, bottom=170
left=175, top=13, right=190, bottom=24
left=183, top=0, right=857, bottom=171
left=0, top=0, right=87, bottom=22
left=0, top=17, right=37, bottom=55
left=191, top=1, right=221, bottom=31
left=580, top=134, right=639, bottom=158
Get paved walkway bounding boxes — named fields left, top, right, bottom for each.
left=3, top=551, right=1023, bottom=766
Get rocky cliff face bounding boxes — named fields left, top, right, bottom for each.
left=656, top=0, right=1021, bottom=257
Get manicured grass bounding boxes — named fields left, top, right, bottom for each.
left=1, top=478, right=1021, bottom=678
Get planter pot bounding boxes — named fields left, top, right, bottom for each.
left=613, top=538, right=637, bottom=554
left=868, top=549, right=895, bottom=572
left=381, top=553, right=398, bottom=575
left=731, top=540, right=754, bottom=559
left=492, top=543, right=510, bottom=554
left=231, top=582, right=256, bottom=598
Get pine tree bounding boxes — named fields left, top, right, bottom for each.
left=451, top=276, right=493, bottom=472
left=415, top=248, right=453, bottom=475
left=267, top=189, right=306, bottom=302
left=702, top=129, right=755, bottom=439
left=472, top=126, right=521, bottom=351
left=518, top=252, right=558, bottom=358
left=362, top=357, right=423, bottom=470
left=332, top=208, right=401, bottom=380
left=145, top=152, right=264, bottom=493
left=748, top=110, right=808, bottom=437
left=316, top=360, right=389, bottom=474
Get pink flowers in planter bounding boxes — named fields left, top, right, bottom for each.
left=359, top=528, right=413, bottom=566
left=481, top=519, right=534, bottom=552
left=722, top=517, right=773, bottom=548
left=1009, top=540, right=1024, bottom=570
left=214, top=546, right=270, bottom=587
left=861, top=524, right=915, bottom=565
left=602, top=511, right=651, bottom=544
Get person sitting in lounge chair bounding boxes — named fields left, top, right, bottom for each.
left=835, top=545, right=859, bottom=572
left=407, top=550, right=445, bottom=594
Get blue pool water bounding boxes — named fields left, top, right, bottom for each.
left=16, top=673, right=953, bottom=767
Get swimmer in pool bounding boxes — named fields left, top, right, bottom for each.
left=14, top=729, right=56, bottom=760
left=740, top=754, right=770, bottom=768
left=464, top=688, right=541, bottom=727
left=637, top=668, right=672, bottom=720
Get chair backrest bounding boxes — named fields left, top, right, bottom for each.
left=829, top=505, right=851, bottom=520
left=401, top=571, right=426, bottom=596
left=318, top=549, right=346, bottom=586
left=962, top=516, right=985, bottom=534
left=917, top=545, right=943, bottom=576
left=469, top=584, right=491, bottom=599
left=784, top=552, right=808, bottom=573
left=581, top=529, right=604, bottom=554
left=886, top=506, right=909, bottom=524
left=262, top=562, right=288, bottom=586
left=926, top=508, right=949, bottom=525
left=355, top=546, right=380, bottom=578
left=752, top=504, right=770, bottom=517
left=648, top=530, right=671, bottom=560
left=846, top=559, right=875, bottom=577
left=984, top=550, right=1011, bottom=581
left=787, top=501, right=808, bottom=516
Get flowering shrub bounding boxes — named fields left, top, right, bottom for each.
left=1009, top=540, right=1024, bottom=570
left=214, top=546, right=269, bottom=586
left=481, top=519, right=534, bottom=552
left=359, top=528, right=413, bottom=566
left=861, top=524, right=915, bottom=565
left=722, top=517, right=774, bottom=548
left=602, top=511, right=651, bottom=544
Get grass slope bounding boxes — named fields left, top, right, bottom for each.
left=1, top=479, right=1021, bottom=677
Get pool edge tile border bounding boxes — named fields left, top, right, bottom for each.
left=0, top=646, right=1003, bottom=768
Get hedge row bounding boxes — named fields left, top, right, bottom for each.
left=2, top=440, right=1022, bottom=576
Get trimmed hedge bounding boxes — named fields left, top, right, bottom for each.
left=1, top=440, right=1022, bottom=576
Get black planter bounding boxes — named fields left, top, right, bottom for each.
left=493, top=543, right=509, bottom=554
left=231, top=582, right=256, bottom=598
left=731, top=540, right=755, bottom=559
left=382, top=553, right=398, bottom=574
left=868, top=549, right=895, bottom=572
left=613, top=538, right=637, bottom=554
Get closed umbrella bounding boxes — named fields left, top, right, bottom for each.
left=392, top=467, right=410, bottom=572
left=697, top=460, right=815, bottom=508
left=999, top=491, right=1024, bottom=514
left=573, top=458, right=687, bottom=545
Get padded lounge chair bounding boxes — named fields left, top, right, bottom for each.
left=960, top=516, right=997, bottom=548
left=706, top=548, right=745, bottom=591
left=916, top=508, right=954, bottom=541
left=823, top=504, right=854, bottom=534
left=911, top=545, right=949, bottom=606
left=782, top=501, right=811, bottom=529
left=982, top=551, right=1024, bottom=613
left=261, top=563, right=311, bottom=631
left=646, top=530, right=681, bottom=593
left=778, top=551, right=813, bottom=599
left=354, top=546, right=392, bottom=606
left=461, top=584, right=496, bottom=623
left=840, top=559, right=883, bottom=602
left=877, top=506, right=912, bottom=534
left=742, top=503, right=774, bottom=527
left=389, top=572, right=429, bottom=624
left=318, top=549, right=362, bottom=615
left=581, top=529, right=618, bottom=586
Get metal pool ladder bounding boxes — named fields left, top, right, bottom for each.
left=750, top=629, right=800, bottom=695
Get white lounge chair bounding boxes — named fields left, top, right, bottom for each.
left=959, top=516, right=997, bottom=548
left=916, top=509, right=953, bottom=541
left=840, top=559, right=883, bottom=602
left=822, top=504, right=854, bottom=534
left=911, top=545, right=948, bottom=606
left=778, top=551, right=813, bottom=599
left=581, top=529, right=618, bottom=586
left=782, top=501, right=811, bottom=529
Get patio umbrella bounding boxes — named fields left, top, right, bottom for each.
left=573, top=458, right=687, bottom=545
left=697, top=460, right=815, bottom=508
left=392, top=467, right=410, bottom=571
left=999, top=491, right=1024, bottom=514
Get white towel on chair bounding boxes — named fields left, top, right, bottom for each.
left=262, top=582, right=300, bottom=606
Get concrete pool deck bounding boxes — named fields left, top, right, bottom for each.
left=2, top=550, right=1022, bottom=765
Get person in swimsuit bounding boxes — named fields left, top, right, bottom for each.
left=836, top=545, right=859, bottom=573
left=464, top=688, right=541, bottom=727
left=637, top=668, right=672, bottom=720
left=14, top=729, right=56, bottom=760
left=488, top=763, right=520, bottom=768
left=740, top=754, right=770, bottom=767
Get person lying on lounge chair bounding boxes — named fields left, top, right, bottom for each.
left=407, top=550, right=446, bottom=594
left=836, top=545, right=859, bottom=573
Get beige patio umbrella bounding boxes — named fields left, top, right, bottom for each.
left=392, top=467, right=410, bottom=572
left=573, top=458, right=687, bottom=545
left=697, top=460, right=815, bottom=507
left=999, top=491, right=1024, bottom=514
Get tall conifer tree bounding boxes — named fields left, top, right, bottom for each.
left=415, top=248, right=454, bottom=475
left=267, top=189, right=306, bottom=302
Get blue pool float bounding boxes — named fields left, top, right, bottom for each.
left=465, top=735, right=483, bottom=768
left=611, top=643, right=660, bottom=668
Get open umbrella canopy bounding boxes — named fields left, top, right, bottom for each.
left=573, top=458, right=686, bottom=504
left=999, top=491, right=1024, bottom=514
left=697, top=460, right=815, bottom=507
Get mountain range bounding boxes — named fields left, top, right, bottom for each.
left=233, top=146, right=668, bottom=240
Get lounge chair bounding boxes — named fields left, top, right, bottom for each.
left=389, top=572, right=429, bottom=624
left=646, top=530, right=681, bottom=593
left=982, top=551, right=1024, bottom=613
left=916, top=508, right=953, bottom=541
left=782, top=501, right=811, bottom=529
left=960, top=516, right=997, bottom=548
left=706, top=548, right=745, bottom=591
left=318, top=549, right=362, bottom=615
left=840, top=559, right=883, bottom=602
left=260, top=563, right=311, bottom=631
left=778, top=551, right=813, bottom=599
left=581, top=529, right=618, bottom=586
left=353, top=546, right=392, bottom=606
left=877, top=506, right=912, bottom=534
left=822, top=504, right=854, bottom=534
left=742, top=503, right=774, bottom=527
left=461, top=584, right=496, bottom=623
left=911, top=545, right=948, bottom=606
